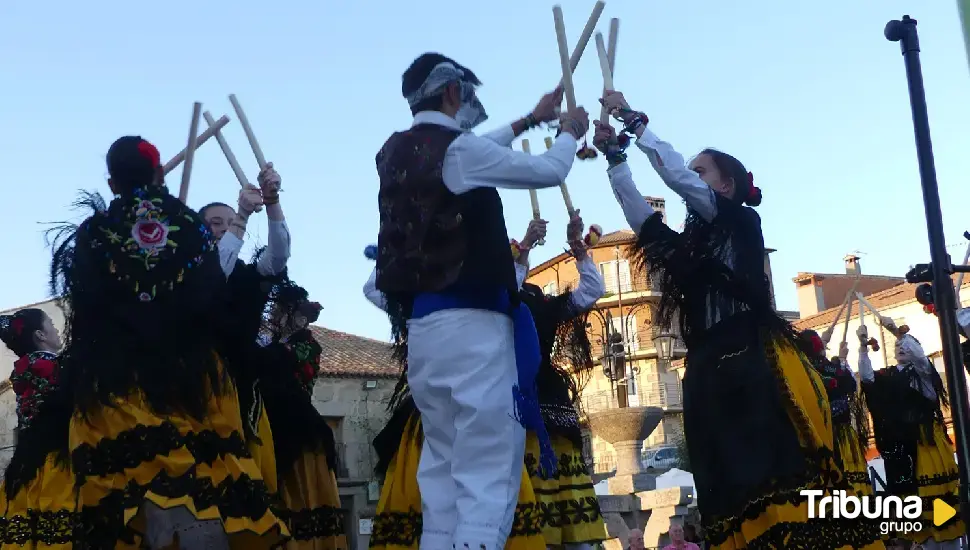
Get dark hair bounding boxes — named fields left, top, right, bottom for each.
left=402, top=52, right=481, bottom=116
left=106, top=136, right=163, bottom=194
left=0, top=309, right=46, bottom=357
left=698, top=148, right=761, bottom=207
left=199, top=201, right=234, bottom=221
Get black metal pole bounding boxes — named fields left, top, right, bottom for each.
left=886, top=15, right=970, bottom=525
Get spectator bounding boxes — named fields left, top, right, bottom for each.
left=628, top=528, right=645, bottom=550
left=662, top=524, right=701, bottom=550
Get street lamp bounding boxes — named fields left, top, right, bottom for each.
left=654, top=331, right=676, bottom=362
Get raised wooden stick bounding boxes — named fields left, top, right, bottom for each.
left=163, top=115, right=229, bottom=175
left=595, top=32, right=615, bottom=127
left=228, top=94, right=267, bottom=170
left=821, top=276, right=862, bottom=343
left=841, top=296, right=855, bottom=344
left=552, top=5, right=578, bottom=216
left=178, top=103, right=203, bottom=203
left=203, top=111, right=249, bottom=188
left=557, top=1, right=606, bottom=88
left=955, top=240, right=970, bottom=294
left=599, top=19, right=619, bottom=124
left=521, top=139, right=545, bottom=246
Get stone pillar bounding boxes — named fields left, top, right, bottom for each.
left=613, top=441, right=642, bottom=476
left=588, top=406, right=664, bottom=495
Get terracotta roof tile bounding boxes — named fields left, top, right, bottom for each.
left=309, top=326, right=399, bottom=379
left=793, top=277, right=970, bottom=331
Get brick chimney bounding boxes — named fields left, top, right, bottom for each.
left=844, top=254, right=861, bottom=276
left=645, top=196, right=666, bottom=224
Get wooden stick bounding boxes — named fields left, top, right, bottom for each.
left=162, top=115, right=229, bottom=175
left=178, top=103, right=203, bottom=203
left=544, top=135, right=575, bottom=217
left=821, top=277, right=863, bottom=342
left=595, top=33, right=615, bottom=125
left=556, top=1, right=606, bottom=88
left=203, top=111, right=249, bottom=189
left=228, top=94, right=267, bottom=170
left=522, top=139, right=545, bottom=246
left=552, top=6, right=578, bottom=216
left=841, top=296, right=855, bottom=344
left=599, top=19, right=619, bottom=123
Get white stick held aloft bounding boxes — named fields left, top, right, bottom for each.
left=178, top=102, right=203, bottom=204
left=203, top=111, right=249, bottom=189
left=228, top=94, right=268, bottom=170
left=556, top=1, right=606, bottom=88
left=599, top=18, right=620, bottom=123
left=163, top=115, right=230, bottom=176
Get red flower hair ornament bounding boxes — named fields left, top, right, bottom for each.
left=137, top=140, right=161, bottom=168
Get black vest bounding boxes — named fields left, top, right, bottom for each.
left=375, top=123, right=517, bottom=299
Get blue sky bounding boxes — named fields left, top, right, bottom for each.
left=2, top=0, right=970, bottom=341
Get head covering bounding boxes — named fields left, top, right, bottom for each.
left=405, top=61, right=487, bottom=131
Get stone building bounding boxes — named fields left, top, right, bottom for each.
left=0, top=299, right=400, bottom=549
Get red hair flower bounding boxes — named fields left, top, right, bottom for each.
left=826, top=378, right=838, bottom=390
left=137, top=140, right=161, bottom=168
left=924, top=303, right=937, bottom=315
left=11, top=318, right=24, bottom=336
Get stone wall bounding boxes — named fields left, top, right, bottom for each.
left=0, top=387, right=16, bottom=477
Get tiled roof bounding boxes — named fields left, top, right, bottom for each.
left=793, top=278, right=970, bottom=331
left=310, top=326, right=399, bottom=379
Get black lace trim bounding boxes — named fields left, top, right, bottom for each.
left=0, top=509, right=77, bottom=546
left=537, top=496, right=603, bottom=533
left=741, top=517, right=885, bottom=550
left=71, top=422, right=250, bottom=482
left=369, top=501, right=544, bottom=547
left=275, top=504, right=348, bottom=541
left=73, top=468, right=279, bottom=550
left=523, top=451, right=589, bottom=480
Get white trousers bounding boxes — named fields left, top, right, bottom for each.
left=408, top=308, right=526, bottom=550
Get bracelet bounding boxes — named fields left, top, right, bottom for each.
left=560, top=118, right=585, bottom=139
left=623, top=112, right=649, bottom=134
left=263, top=194, right=280, bottom=205
left=524, top=113, right=539, bottom=129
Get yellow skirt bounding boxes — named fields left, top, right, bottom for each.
left=707, top=339, right=884, bottom=550
left=836, top=423, right=873, bottom=498
left=68, top=375, right=289, bottom=549
left=898, top=423, right=965, bottom=544
left=524, top=433, right=607, bottom=546
left=249, top=402, right=278, bottom=495
left=278, top=451, right=348, bottom=550
left=0, top=454, right=76, bottom=549
left=369, top=416, right=544, bottom=549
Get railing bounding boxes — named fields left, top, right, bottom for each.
left=581, top=383, right=684, bottom=414
left=541, top=273, right=659, bottom=297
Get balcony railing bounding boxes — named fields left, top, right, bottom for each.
left=581, top=383, right=684, bottom=414
left=540, top=273, right=660, bottom=297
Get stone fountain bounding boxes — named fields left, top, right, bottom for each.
left=588, top=406, right=696, bottom=549
left=588, top=405, right=664, bottom=493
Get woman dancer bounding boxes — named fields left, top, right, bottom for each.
left=798, top=330, right=873, bottom=497
left=515, top=215, right=608, bottom=550
left=258, top=278, right=348, bottom=549
left=0, top=308, right=73, bottom=549
left=856, top=322, right=965, bottom=549
left=593, top=92, right=884, bottom=550
left=50, top=136, right=288, bottom=549
left=199, top=167, right=290, bottom=500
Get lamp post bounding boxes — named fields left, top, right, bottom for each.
left=653, top=331, right=676, bottom=367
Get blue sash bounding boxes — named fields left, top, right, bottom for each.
left=412, top=287, right=558, bottom=476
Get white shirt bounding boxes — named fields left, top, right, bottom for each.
left=218, top=219, right=292, bottom=278
left=857, top=334, right=938, bottom=402
left=412, top=111, right=578, bottom=194
left=514, top=256, right=605, bottom=311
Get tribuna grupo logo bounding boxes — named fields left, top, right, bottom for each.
left=801, top=490, right=924, bottom=535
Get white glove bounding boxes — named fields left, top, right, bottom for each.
left=857, top=324, right=869, bottom=343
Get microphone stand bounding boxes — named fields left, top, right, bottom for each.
left=886, top=14, right=970, bottom=526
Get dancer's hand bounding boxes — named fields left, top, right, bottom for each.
left=560, top=106, right=590, bottom=139
left=592, top=121, right=616, bottom=154
left=857, top=325, right=868, bottom=344
left=257, top=162, right=281, bottom=195
left=601, top=90, right=632, bottom=121
left=839, top=341, right=849, bottom=361
left=566, top=210, right=584, bottom=242
left=523, top=219, right=547, bottom=248
left=238, top=184, right=264, bottom=216
left=532, top=86, right=564, bottom=123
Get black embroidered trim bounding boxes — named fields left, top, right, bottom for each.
left=740, top=517, right=886, bottom=550
left=523, top=451, right=589, bottom=480
left=843, top=471, right=871, bottom=486
left=71, top=422, right=250, bottom=482
left=0, top=509, right=77, bottom=546
left=369, top=501, right=544, bottom=547
left=370, top=508, right=420, bottom=547
left=275, top=504, right=348, bottom=541
left=73, top=468, right=280, bottom=550
left=917, top=470, right=960, bottom=488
